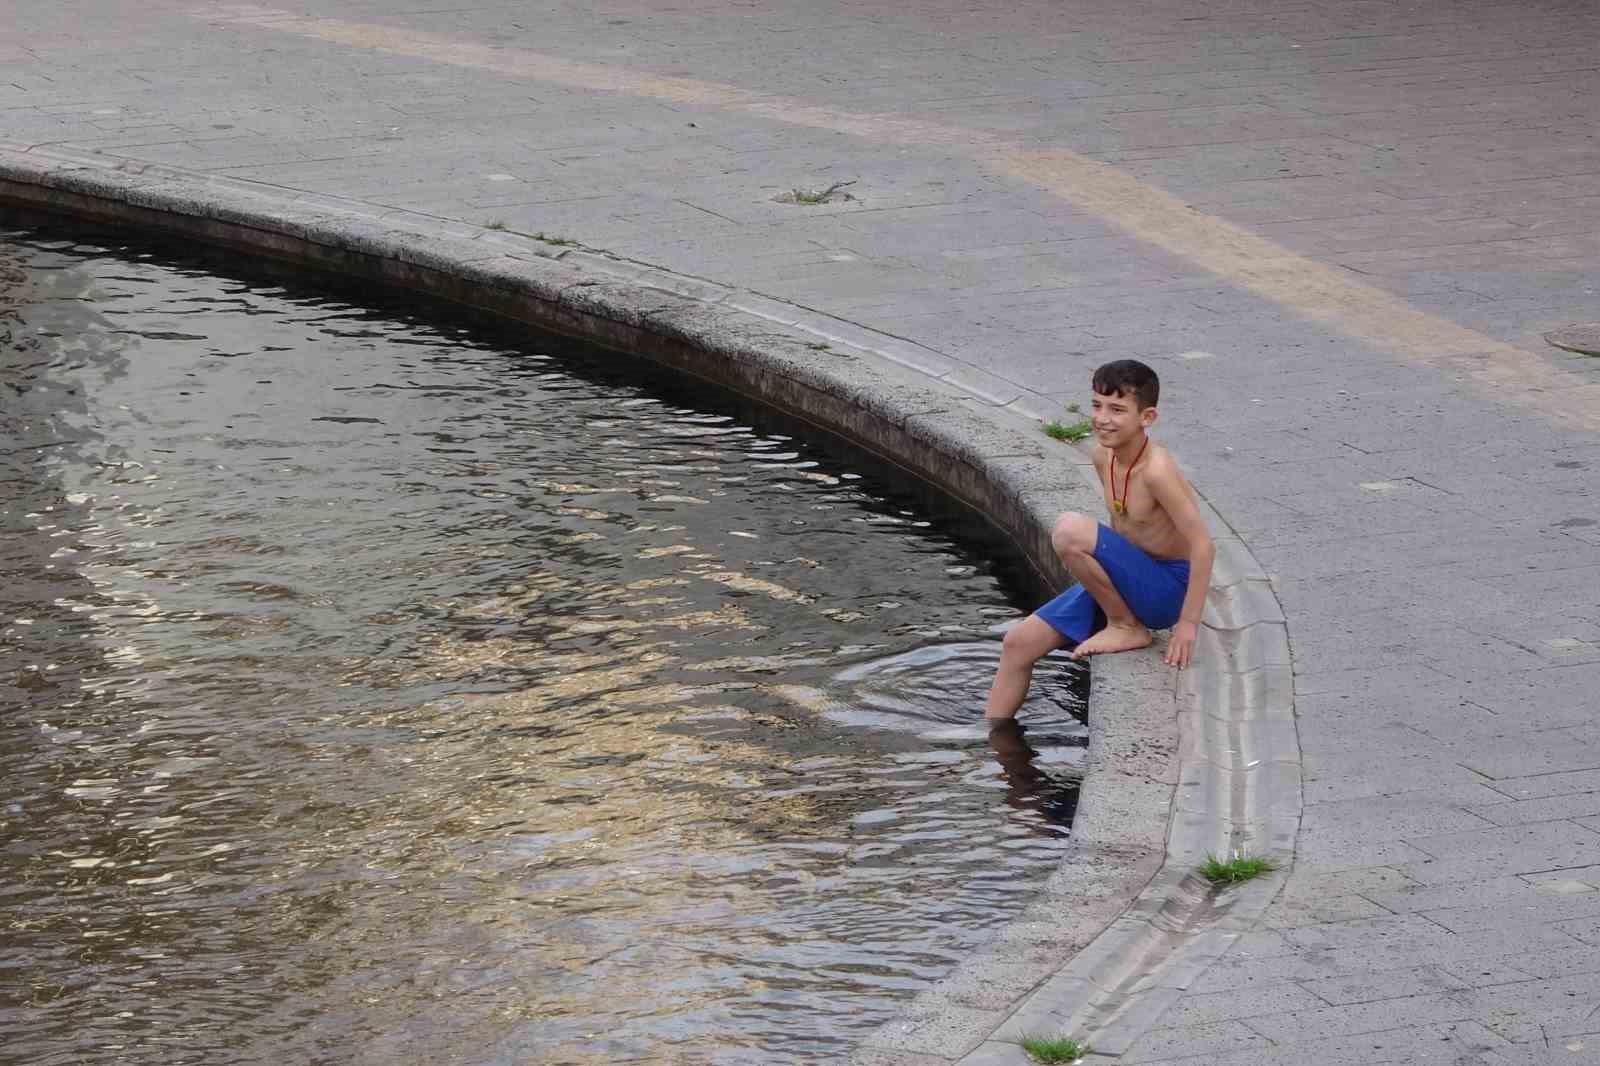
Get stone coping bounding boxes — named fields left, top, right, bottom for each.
left=0, top=142, right=1299, bottom=1064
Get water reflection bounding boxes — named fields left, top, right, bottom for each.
left=987, top=719, right=1080, bottom=825
left=0, top=223, right=1087, bottom=1066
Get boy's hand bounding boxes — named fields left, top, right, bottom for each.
left=1165, top=620, right=1199, bottom=668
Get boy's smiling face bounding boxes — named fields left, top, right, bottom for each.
left=1090, top=387, right=1157, bottom=450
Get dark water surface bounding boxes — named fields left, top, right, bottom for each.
left=0, top=223, right=1086, bottom=1066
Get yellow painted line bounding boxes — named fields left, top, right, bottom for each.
left=200, top=6, right=1600, bottom=430
left=996, top=148, right=1600, bottom=428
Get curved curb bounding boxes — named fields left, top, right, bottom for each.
left=0, top=143, right=1297, bottom=1065
left=855, top=523, right=1298, bottom=1066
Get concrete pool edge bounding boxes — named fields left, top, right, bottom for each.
left=0, top=143, right=1298, bottom=1064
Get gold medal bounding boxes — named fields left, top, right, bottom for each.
left=1109, top=437, right=1148, bottom=519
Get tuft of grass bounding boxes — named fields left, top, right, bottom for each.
left=529, top=231, right=579, bottom=247
left=1066, top=402, right=1081, bottom=414
left=484, top=218, right=507, bottom=230
left=1043, top=418, right=1093, bottom=443
left=1020, top=1035, right=1087, bottom=1063
left=779, top=179, right=858, bottom=205
left=1200, top=851, right=1278, bottom=885
left=806, top=341, right=832, bottom=351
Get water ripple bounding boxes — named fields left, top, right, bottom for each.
left=0, top=224, right=1085, bottom=1066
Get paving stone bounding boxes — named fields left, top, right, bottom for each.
left=1256, top=891, right=1394, bottom=929
left=1472, top=945, right=1600, bottom=983
left=1396, top=855, right=1576, bottom=889
left=1460, top=973, right=1600, bottom=1044
left=1277, top=912, right=1458, bottom=955
left=1186, top=951, right=1357, bottom=994
left=1555, top=915, right=1600, bottom=948
left=1119, top=1020, right=1273, bottom=1063
left=1299, top=965, right=1471, bottom=1006
left=1366, top=875, right=1557, bottom=913
left=1424, top=892, right=1600, bottom=934
left=1299, top=759, right=1493, bottom=807
left=1492, top=769, right=1600, bottom=804
left=1252, top=935, right=1543, bottom=1011
left=1523, top=867, right=1600, bottom=893
left=950, top=1042, right=1029, bottom=1066
left=1150, top=982, right=1325, bottom=1028
left=1406, top=821, right=1600, bottom=868
left=1439, top=955, right=1546, bottom=990
left=1275, top=910, right=1597, bottom=984
left=1300, top=793, right=1495, bottom=842
left=1291, top=865, right=1422, bottom=897
left=1237, top=991, right=1474, bottom=1044
left=1290, top=830, right=1435, bottom=872
left=1133, top=1021, right=1518, bottom=1065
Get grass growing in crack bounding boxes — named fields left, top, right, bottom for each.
left=1200, top=852, right=1278, bottom=885
left=1044, top=418, right=1093, bottom=443
left=482, top=221, right=579, bottom=246
left=779, top=179, right=858, bottom=205
left=806, top=341, right=832, bottom=351
left=1067, top=402, right=1081, bottom=413
left=1020, top=1035, right=1087, bottom=1063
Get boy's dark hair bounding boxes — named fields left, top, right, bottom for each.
left=1092, top=359, right=1160, bottom=410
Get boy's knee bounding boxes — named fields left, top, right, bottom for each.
left=1000, top=624, right=1034, bottom=659
left=1051, top=512, right=1097, bottom=558
left=1001, top=618, right=1058, bottom=663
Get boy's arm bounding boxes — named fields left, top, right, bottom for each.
left=1148, top=460, right=1215, bottom=669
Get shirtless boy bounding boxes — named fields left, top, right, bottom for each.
left=984, top=359, right=1214, bottom=720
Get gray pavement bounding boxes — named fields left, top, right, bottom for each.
left=6, top=0, right=1600, bottom=1061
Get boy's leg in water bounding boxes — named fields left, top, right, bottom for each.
left=988, top=717, right=1044, bottom=808
left=1052, top=514, right=1151, bottom=658
left=984, top=614, right=1068, bottom=720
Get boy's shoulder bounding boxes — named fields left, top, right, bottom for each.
left=1144, top=441, right=1182, bottom=476
left=1143, top=443, right=1201, bottom=508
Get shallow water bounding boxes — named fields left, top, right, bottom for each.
left=0, top=224, right=1086, bottom=1066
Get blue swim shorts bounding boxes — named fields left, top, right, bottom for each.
left=1035, top=524, right=1190, bottom=645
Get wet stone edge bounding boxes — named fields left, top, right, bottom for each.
left=0, top=143, right=1298, bottom=1065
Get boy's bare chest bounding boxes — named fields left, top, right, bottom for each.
left=1099, top=469, right=1177, bottom=547
left=1102, top=473, right=1155, bottom=523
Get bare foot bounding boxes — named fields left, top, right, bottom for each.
left=1071, top=622, right=1152, bottom=658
